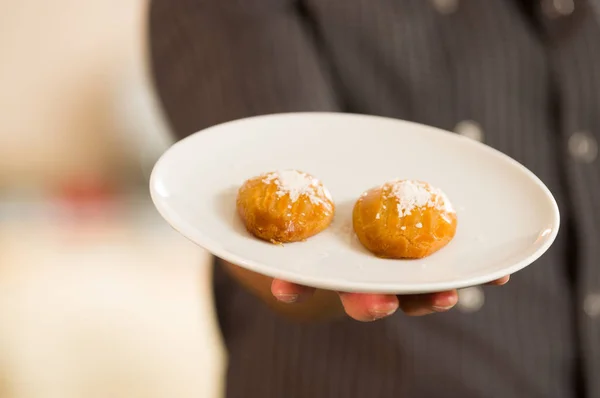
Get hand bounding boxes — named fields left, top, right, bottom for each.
left=221, top=261, right=510, bottom=322
left=271, top=276, right=510, bottom=322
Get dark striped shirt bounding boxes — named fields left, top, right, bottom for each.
left=149, top=0, right=600, bottom=396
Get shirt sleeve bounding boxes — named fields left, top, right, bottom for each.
left=148, top=0, right=342, bottom=140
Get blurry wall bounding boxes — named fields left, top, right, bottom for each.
left=0, top=0, right=170, bottom=191
left=0, top=1, right=225, bottom=397
left=0, top=220, right=225, bottom=398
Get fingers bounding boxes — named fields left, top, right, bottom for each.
left=271, top=279, right=316, bottom=303
left=336, top=290, right=459, bottom=321
left=399, top=290, right=458, bottom=316
left=398, top=275, right=511, bottom=316
left=271, top=279, right=399, bottom=321
left=271, top=274, right=511, bottom=322
left=338, top=292, right=400, bottom=322
left=488, top=275, right=510, bottom=286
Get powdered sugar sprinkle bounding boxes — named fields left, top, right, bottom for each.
left=384, top=180, right=455, bottom=217
left=262, top=170, right=333, bottom=209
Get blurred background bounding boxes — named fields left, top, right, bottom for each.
left=0, top=1, right=225, bottom=397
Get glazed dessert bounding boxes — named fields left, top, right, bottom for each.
left=236, top=169, right=335, bottom=243
left=352, top=179, right=457, bottom=259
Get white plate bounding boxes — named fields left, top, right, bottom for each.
left=150, top=113, right=559, bottom=294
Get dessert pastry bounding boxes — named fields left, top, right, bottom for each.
left=236, top=170, right=335, bottom=243
left=352, top=180, right=457, bottom=259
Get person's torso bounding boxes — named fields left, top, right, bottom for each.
left=210, top=0, right=600, bottom=397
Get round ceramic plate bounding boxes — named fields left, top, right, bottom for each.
left=150, top=113, right=559, bottom=294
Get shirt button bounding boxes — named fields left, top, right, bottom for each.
left=431, top=0, right=459, bottom=14
left=568, top=131, right=598, bottom=163
left=542, top=0, right=575, bottom=18
left=457, top=286, right=485, bottom=313
left=455, top=120, right=484, bottom=142
left=584, top=293, right=600, bottom=319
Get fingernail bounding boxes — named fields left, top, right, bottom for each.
left=275, top=294, right=299, bottom=303
left=432, top=305, right=454, bottom=312
left=369, top=307, right=398, bottom=320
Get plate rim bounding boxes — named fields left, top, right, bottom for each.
left=150, top=112, right=561, bottom=294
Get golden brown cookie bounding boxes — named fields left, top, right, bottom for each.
left=353, top=180, right=457, bottom=259
left=236, top=170, right=335, bottom=243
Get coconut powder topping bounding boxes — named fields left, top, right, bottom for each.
left=385, top=180, right=454, bottom=217
left=262, top=170, right=333, bottom=208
